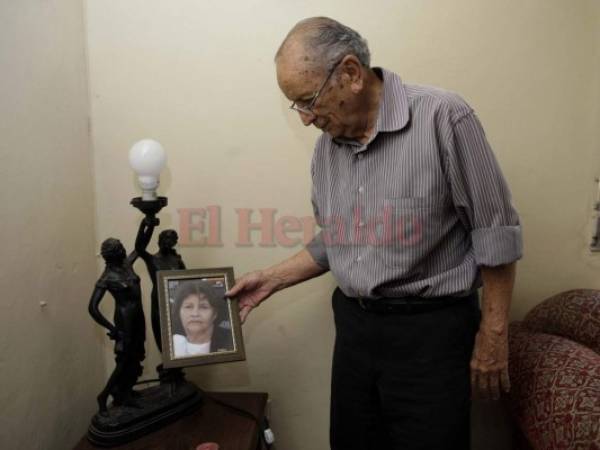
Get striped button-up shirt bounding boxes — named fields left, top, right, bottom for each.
left=306, top=68, right=522, bottom=299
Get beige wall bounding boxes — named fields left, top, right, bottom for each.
left=0, top=1, right=105, bottom=449
left=2, top=1, right=597, bottom=449
left=592, top=0, right=600, bottom=207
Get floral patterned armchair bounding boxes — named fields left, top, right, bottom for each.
left=507, top=289, right=600, bottom=449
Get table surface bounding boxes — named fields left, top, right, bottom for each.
left=74, top=391, right=268, bottom=450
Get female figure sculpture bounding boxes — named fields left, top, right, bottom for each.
left=88, top=219, right=154, bottom=413
left=135, top=224, right=186, bottom=351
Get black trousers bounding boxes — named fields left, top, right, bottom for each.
left=330, top=288, right=481, bottom=450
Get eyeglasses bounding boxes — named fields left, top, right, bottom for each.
left=289, top=59, right=343, bottom=115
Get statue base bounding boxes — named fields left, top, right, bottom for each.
left=87, top=381, right=202, bottom=447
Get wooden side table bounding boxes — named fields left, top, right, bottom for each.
left=74, top=392, right=268, bottom=450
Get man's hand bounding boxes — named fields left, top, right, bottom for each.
left=225, top=270, right=281, bottom=323
left=470, top=321, right=510, bottom=400
left=472, top=262, right=516, bottom=400
left=225, top=249, right=328, bottom=324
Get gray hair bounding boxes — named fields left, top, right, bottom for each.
left=276, top=17, right=371, bottom=72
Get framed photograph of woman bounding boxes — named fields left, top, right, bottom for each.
left=157, top=267, right=245, bottom=368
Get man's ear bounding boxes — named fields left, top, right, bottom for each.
left=339, top=55, right=364, bottom=94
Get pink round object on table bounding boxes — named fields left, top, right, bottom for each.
left=196, top=443, right=219, bottom=450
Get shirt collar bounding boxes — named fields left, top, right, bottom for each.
left=333, top=67, right=410, bottom=148
left=374, top=67, right=410, bottom=133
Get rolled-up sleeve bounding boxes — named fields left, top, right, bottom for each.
left=306, top=231, right=329, bottom=269
left=305, top=159, right=330, bottom=269
left=446, top=111, right=523, bottom=267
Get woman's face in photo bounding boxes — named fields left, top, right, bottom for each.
left=179, top=294, right=217, bottom=336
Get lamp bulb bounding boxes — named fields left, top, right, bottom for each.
left=129, top=139, right=167, bottom=201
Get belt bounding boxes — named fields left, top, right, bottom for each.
left=348, top=292, right=477, bottom=314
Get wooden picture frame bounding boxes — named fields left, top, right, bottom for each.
left=157, top=267, right=245, bottom=368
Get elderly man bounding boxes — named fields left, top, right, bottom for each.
left=226, top=17, right=522, bottom=450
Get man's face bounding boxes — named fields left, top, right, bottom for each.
left=276, top=46, right=353, bottom=138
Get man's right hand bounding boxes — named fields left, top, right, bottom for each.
left=225, top=270, right=281, bottom=323
left=225, top=249, right=328, bottom=324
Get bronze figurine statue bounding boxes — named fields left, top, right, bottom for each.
left=135, top=220, right=186, bottom=351
left=88, top=218, right=155, bottom=413
left=86, top=195, right=202, bottom=446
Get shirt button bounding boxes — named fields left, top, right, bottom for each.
left=358, top=186, right=364, bottom=193
left=356, top=255, right=362, bottom=262
left=358, top=154, right=364, bottom=160
left=358, top=221, right=365, bottom=227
